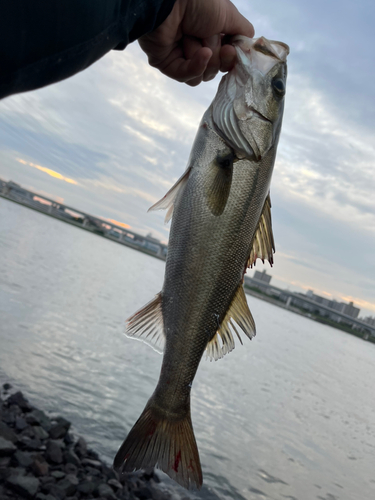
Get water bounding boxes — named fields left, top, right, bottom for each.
left=1, top=198, right=374, bottom=500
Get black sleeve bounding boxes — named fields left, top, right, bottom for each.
left=0, top=0, right=176, bottom=100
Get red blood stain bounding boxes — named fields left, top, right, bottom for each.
left=147, top=421, right=157, bottom=437
left=172, top=450, right=181, bottom=472
left=188, top=458, right=195, bottom=472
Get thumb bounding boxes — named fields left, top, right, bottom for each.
left=221, top=1, right=254, bottom=37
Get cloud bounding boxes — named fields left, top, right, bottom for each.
left=1, top=1, right=374, bottom=316
left=17, top=158, right=78, bottom=184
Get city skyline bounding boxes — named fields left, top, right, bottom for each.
left=0, top=1, right=374, bottom=316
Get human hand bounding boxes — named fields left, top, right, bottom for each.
left=138, top=0, right=254, bottom=86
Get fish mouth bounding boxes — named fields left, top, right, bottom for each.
left=231, top=36, right=289, bottom=75
left=248, top=106, right=272, bottom=124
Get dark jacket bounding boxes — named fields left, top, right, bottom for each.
left=0, top=0, right=176, bottom=100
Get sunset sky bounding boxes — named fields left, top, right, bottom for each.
left=1, top=0, right=374, bottom=316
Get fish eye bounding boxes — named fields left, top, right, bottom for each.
left=272, top=78, right=285, bottom=96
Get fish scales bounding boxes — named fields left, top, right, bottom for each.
left=114, top=36, right=289, bottom=489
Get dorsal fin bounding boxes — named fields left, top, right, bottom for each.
left=125, top=293, right=165, bottom=353
left=247, top=194, right=275, bottom=268
left=206, top=283, right=256, bottom=361
left=148, top=168, right=191, bottom=223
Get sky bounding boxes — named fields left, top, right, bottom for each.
left=0, top=0, right=374, bottom=317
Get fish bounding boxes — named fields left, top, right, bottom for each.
left=113, top=36, right=289, bottom=489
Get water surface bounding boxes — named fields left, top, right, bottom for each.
left=1, top=199, right=374, bottom=500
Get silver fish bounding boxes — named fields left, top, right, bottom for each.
left=114, top=36, right=289, bottom=489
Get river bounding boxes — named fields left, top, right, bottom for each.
left=0, top=198, right=374, bottom=500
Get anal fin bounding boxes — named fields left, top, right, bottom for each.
left=126, top=293, right=165, bottom=353
left=206, top=283, right=256, bottom=361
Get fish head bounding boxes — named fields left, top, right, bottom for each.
left=212, top=36, right=289, bottom=161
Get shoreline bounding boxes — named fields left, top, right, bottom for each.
left=0, top=384, right=175, bottom=500
left=0, top=193, right=166, bottom=263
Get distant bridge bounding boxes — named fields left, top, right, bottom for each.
left=245, top=276, right=375, bottom=339
left=0, top=180, right=167, bottom=261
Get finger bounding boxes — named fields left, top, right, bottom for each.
left=219, top=44, right=237, bottom=73
left=161, top=46, right=212, bottom=83
left=186, top=75, right=204, bottom=87
left=202, top=34, right=221, bottom=81
left=221, top=1, right=254, bottom=38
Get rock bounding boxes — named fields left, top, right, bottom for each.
left=49, top=418, right=71, bottom=440
left=0, top=437, right=17, bottom=456
left=32, top=454, right=50, bottom=476
left=0, top=422, right=18, bottom=443
left=46, top=441, right=63, bottom=464
left=63, top=449, right=80, bottom=467
left=6, top=473, right=40, bottom=498
left=26, top=410, right=52, bottom=431
left=102, top=464, right=118, bottom=480
left=85, top=464, right=101, bottom=476
left=64, top=463, right=77, bottom=475
left=15, top=416, right=28, bottom=431
left=40, top=476, right=56, bottom=493
left=77, top=479, right=97, bottom=495
left=48, top=484, right=66, bottom=500
left=51, top=471, right=66, bottom=480
left=108, top=478, right=123, bottom=490
left=3, top=383, right=12, bottom=391
left=33, top=426, right=50, bottom=440
left=7, top=391, right=32, bottom=412
left=81, top=457, right=102, bottom=468
left=96, top=482, right=117, bottom=499
left=7, top=466, right=27, bottom=477
left=87, top=448, right=99, bottom=460
left=12, top=450, right=34, bottom=468
left=0, top=456, right=11, bottom=468
left=56, top=474, right=79, bottom=497
left=63, top=433, right=74, bottom=446
left=136, top=485, right=154, bottom=500
left=20, top=425, right=38, bottom=438
left=74, top=436, right=87, bottom=458
left=36, top=494, right=57, bottom=500
left=140, top=468, right=155, bottom=481
left=19, top=435, right=43, bottom=451
left=1, top=409, right=16, bottom=425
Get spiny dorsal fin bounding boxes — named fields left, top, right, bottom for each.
left=148, top=168, right=191, bottom=223
left=126, top=293, right=165, bottom=353
left=247, top=194, right=275, bottom=268
left=206, top=284, right=256, bottom=361
left=204, top=152, right=234, bottom=216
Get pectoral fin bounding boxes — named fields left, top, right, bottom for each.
left=247, top=194, right=275, bottom=268
left=204, top=152, right=234, bottom=216
left=206, top=283, right=256, bottom=361
left=148, top=168, right=191, bottom=223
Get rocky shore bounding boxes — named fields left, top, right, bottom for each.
left=0, top=384, right=178, bottom=500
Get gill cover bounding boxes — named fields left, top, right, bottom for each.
left=212, top=36, right=289, bottom=161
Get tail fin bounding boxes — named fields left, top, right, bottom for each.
left=113, top=403, right=202, bottom=489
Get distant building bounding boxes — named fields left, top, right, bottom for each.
left=4, top=181, right=32, bottom=200
left=243, top=270, right=369, bottom=333
left=363, top=316, right=375, bottom=327
left=253, top=270, right=272, bottom=284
